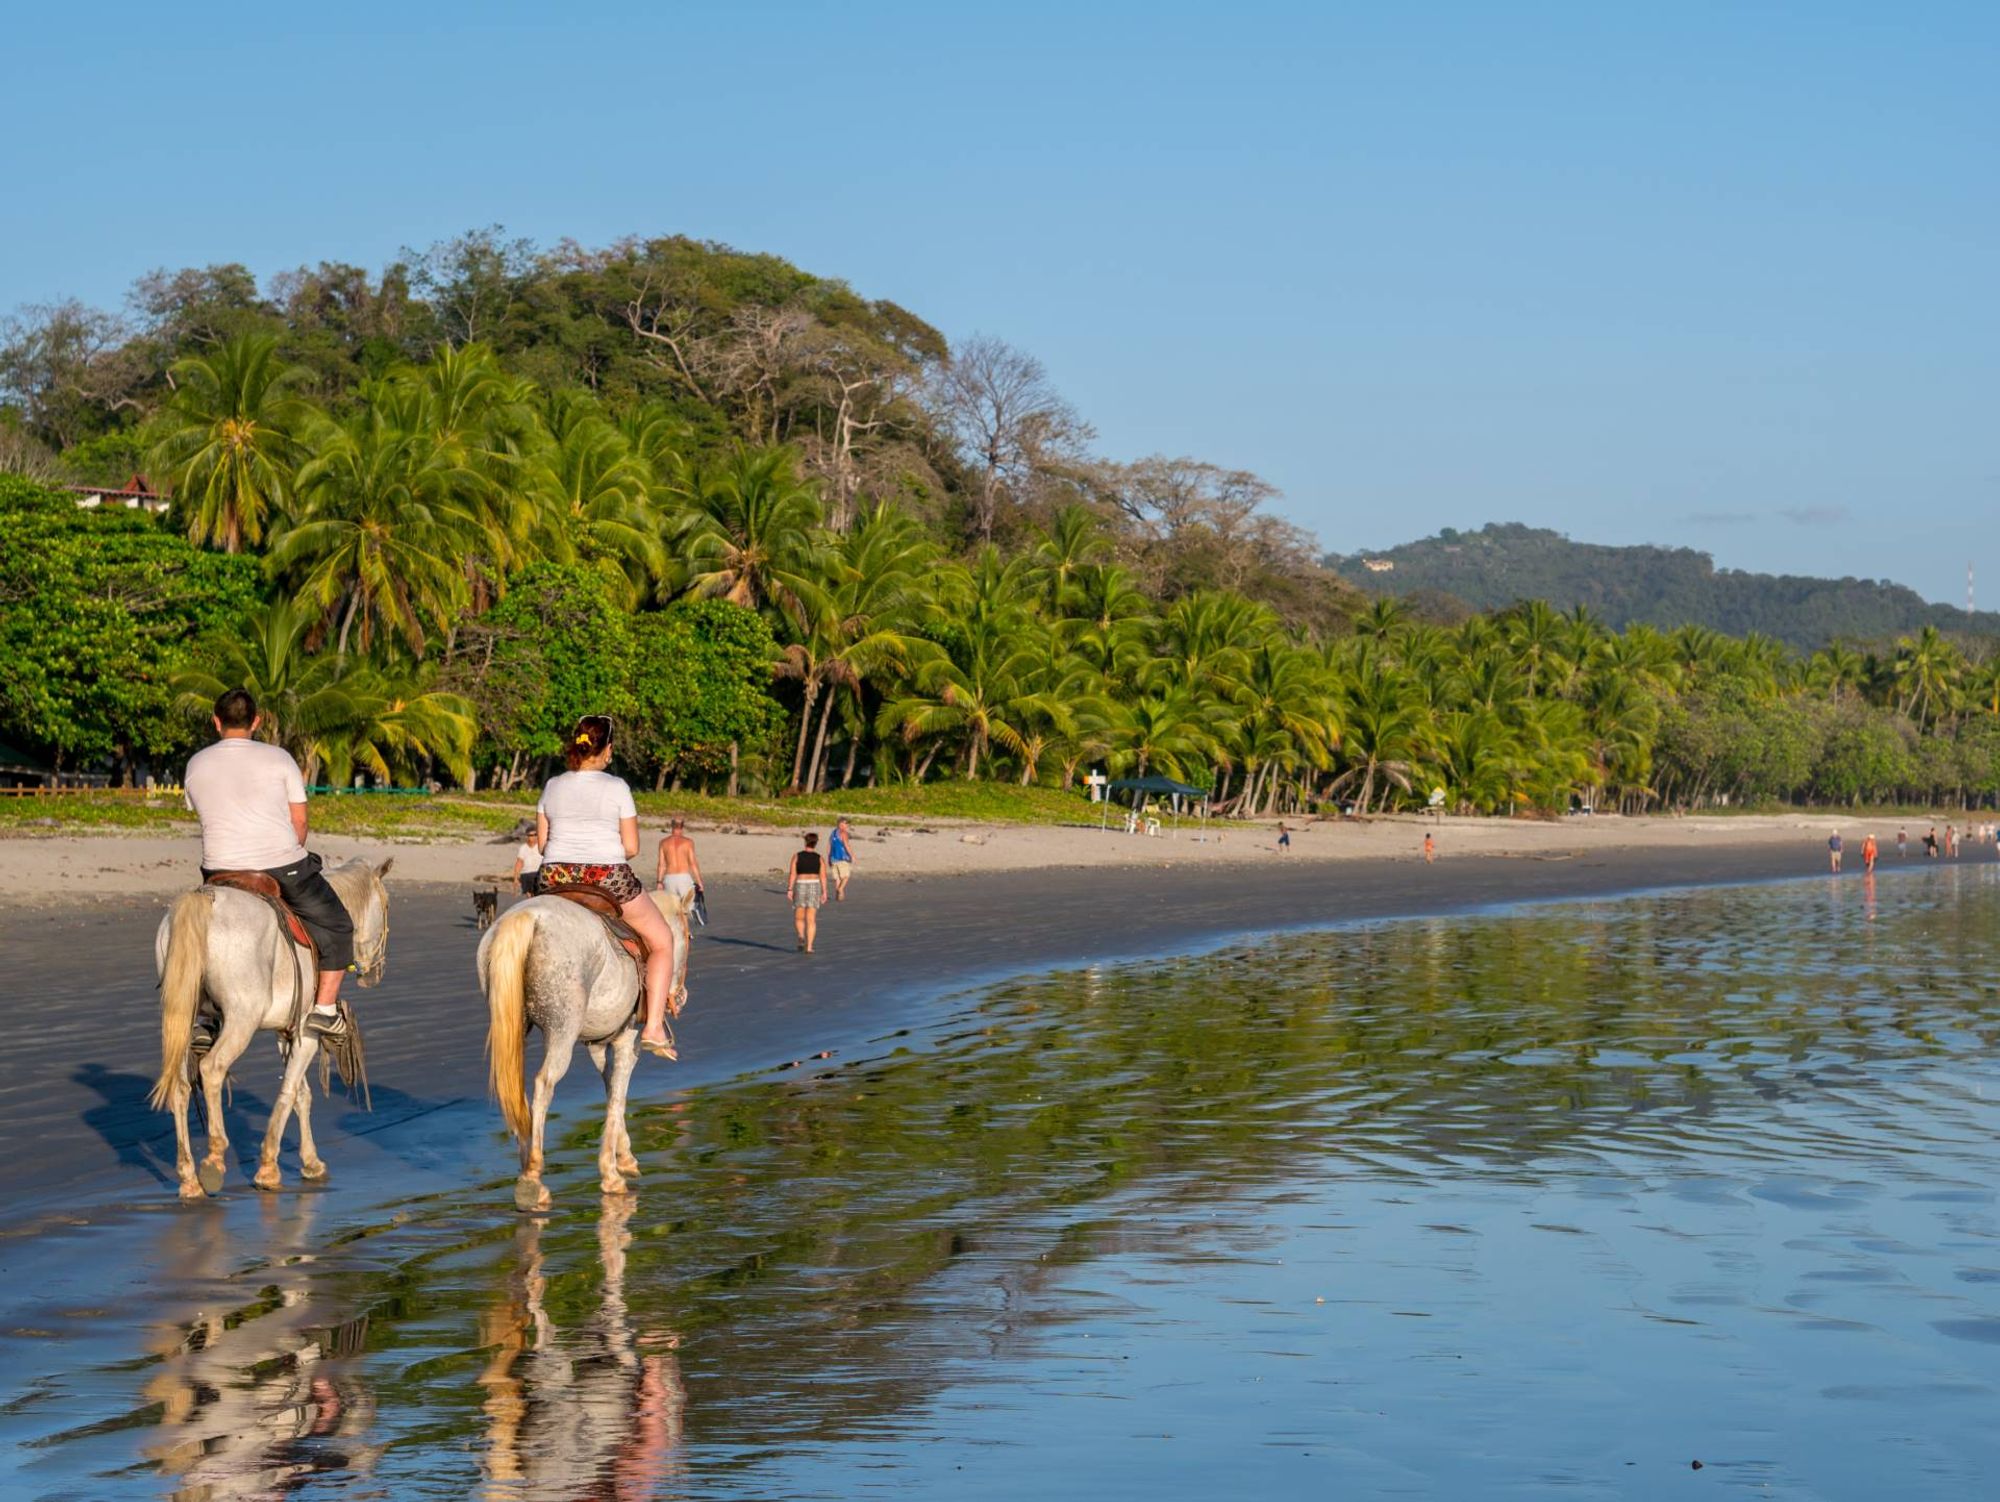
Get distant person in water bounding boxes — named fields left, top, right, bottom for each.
left=1946, top=824, right=1958, bottom=858
left=1423, top=831, right=1436, bottom=864
left=1861, top=833, right=1878, bottom=873
left=1277, top=821, right=1291, bottom=851
left=1897, top=828, right=1908, bottom=858
left=1828, top=831, right=1843, bottom=872
left=1925, top=826, right=1939, bottom=858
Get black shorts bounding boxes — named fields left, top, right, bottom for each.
left=205, top=852, right=355, bottom=972
left=519, top=871, right=541, bottom=896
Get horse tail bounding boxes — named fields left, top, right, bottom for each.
left=150, top=890, right=211, bottom=1111
left=484, top=906, right=537, bottom=1143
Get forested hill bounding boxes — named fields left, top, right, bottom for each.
left=1328, top=523, right=1997, bottom=649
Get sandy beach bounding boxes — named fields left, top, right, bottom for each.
left=0, top=808, right=1887, bottom=905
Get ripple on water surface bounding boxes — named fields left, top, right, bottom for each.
left=7, top=869, right=2000, bottom=1499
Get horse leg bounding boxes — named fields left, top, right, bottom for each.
left=295, top=1075, right=327, bottom=1181
left=609, top=1029, right=641, bottom=1183
left=590, top=1036, right=637, bottom=1195
left=255, top=1035, right=317, bottom=1191
left=196, top=1016, right=257, bottom=1194
left=516, top=1026, right=576, bottom=1213
left=170, top=1073, right=203, bottom=1201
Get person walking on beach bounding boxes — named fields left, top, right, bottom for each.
left=1946, top=823, right=1958, bottom=858
left=1861, top=833, right=1878, bottom=874
left=1924, top=826, right=1939, bottom=858
left=1423, top=831, right=1436, bottom=864
left=183, top=688, right=355, bottom=1043
left=1828, top=830, right=1843, bottom=873
left=1897, top=827, right=1908, bottom=858
left=535, top=716, right=679, bottom=1059
left=1277, top=821, right=1291, bottom=851
left=510, top=832, right=542, bottom=896
left=655, top=817, right=703, bottom=902
left=787, top=832, right=825, bottom=953
left=828, top=817, right=855, bottom=901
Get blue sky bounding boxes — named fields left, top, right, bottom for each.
left=3, top=2, right=1993, bottom=603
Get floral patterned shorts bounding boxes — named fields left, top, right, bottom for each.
left=539, top=861, right=643, bottom=905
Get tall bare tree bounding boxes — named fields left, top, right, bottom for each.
left=934, top=334, right=1090, bottom=544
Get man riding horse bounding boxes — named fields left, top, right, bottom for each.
left=182, top=689, right=355, bottom=1049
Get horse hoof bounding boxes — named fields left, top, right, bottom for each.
left=197, top=1160, right=226, bottom=1195
left=253, top=1167, right=282, bottom=1192
left=300, top=1161, right=328, bottom=1182
left=514, top=1180, right=550, bottom=1214
left=617, top=1160, right=641, bottom=1180
left=178, top=1181, right=206, bottom=1203
left=600, top=1177, right=628, bottom=1197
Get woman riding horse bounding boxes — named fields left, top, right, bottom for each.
left=535, top=716, right=679, bottom=1058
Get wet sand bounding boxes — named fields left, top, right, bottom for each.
left=0, top=839, right=1858, bottom=1220
left=4, top=850, right=1995, bottom=1498
left=0, top=858, right=1937, bottom=1231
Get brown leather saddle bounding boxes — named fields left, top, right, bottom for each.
left=205, top=870, right=318, bottom=958
left=546, top=883, right=651, bottom=965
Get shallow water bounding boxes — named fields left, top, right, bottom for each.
left=7, top=868, right=2000, bottom=1499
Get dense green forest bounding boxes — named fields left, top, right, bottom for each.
left=1330, top=522, right=2000, bottom=649
left=5, top=231, right=2000, bottom=814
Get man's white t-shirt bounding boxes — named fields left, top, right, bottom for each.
left=537, top=771, right=637, bottom=864
left=184, top=738, right=311, bottom=871
left=515, top=841, right=543, bottom=873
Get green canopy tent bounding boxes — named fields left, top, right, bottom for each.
left=1105, top=774, right=1209, bottom=836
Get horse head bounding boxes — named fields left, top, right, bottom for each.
left=337, top=858, right=395, bottom=988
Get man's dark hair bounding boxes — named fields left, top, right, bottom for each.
left=804, top=831, right=819, bottom=848
left=214, top=689, right=258, bottom=730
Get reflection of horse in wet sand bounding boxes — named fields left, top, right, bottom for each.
left=479, top=889, right=692, bottom=1210
left=149, top=859, right=393, bottom=1200
left=479, top=1197, right=687, bottom=1498
left=140, top=1199, right=382, bottom=1499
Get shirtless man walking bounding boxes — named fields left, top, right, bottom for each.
left=655, top=817, right=703, bottom=902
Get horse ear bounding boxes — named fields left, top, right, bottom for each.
left=375, top=857, right=395, bottom=879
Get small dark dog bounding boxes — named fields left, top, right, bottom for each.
left=473, top=888, right=499, bottom=930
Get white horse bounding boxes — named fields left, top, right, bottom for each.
left=479, top=889, right=693, bottom=1211
left=149, top=858, right=393, bottom=1200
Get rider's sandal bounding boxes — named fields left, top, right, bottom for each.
left=640, top=1017, right=678, bottom=1061
left=190, top=1019, right=217, bottom=1059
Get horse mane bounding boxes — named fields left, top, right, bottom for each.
left=324, top=857, right=391, bottom=909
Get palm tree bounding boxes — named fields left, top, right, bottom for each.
left=151, top=333, right=310, bottom=553
left=274, top=406, right=480, bottom=656
left=777, top=504, right=940, bottom=791
left=1117, top=690, right=1220, bottom=782
left=1891, top=624, right=1961, bottom=730
left=524, top=397, right=666, bottom=603
left=877, top=625, right=1069, bottom=781
left=679, top=446, right=825, bottom=631
left=1328, top=665, right=1425, bottom=813
left=173, top=600, right=475, bottom=784
left=1434, top=709, right=1520, bottom=814
left=1031, top=504, right=1108, bottom=612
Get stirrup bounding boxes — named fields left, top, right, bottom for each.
left=190, top=1018, right=216, bottom=1059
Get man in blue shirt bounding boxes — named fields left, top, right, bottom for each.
left=828, top=817, right=855, bottom=901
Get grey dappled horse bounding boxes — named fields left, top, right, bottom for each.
left=148, top=859, right=393, bottom=1200
left=479, top=889, right=692, bottom=1211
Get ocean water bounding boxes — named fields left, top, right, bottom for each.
left=9, top=868, right=2000, bottom=1500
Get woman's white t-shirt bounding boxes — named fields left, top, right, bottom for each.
left=537, top=771, right=637, bottom=864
